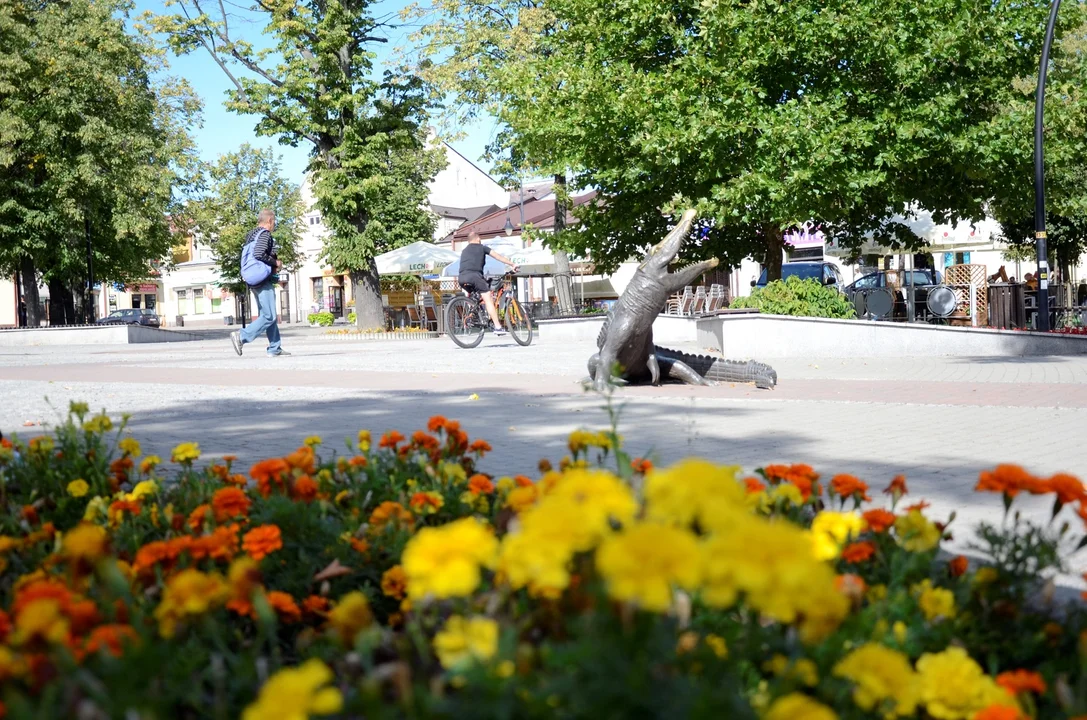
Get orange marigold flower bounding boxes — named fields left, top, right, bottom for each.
left=133, top=538, right=191, bottom=579
left=884, top=474, right=909, bottom=497
left=409, top=491, right=444, bottom=515
left=949, top=555, right=969, bottom=578
left=285, top=446, right=316, bottom=475
left=514, top=475, right=533, bottom=487
left=12, top=580, right=72, bottom=617
left=67, top=599, right=101, bottom=635
left=976, top=464, right=1047, bottom=498
left=467, top=474, right=495, bottom=495
left=427, top=415, right=448, bottom=432
left=349, top=537, right=369, bottom=555
left=831, top=474, right=871, bottom=501
left=835, top=573, right=867, bottom=603
left=448, top=429, right=469, bottom=451
left=904, top=500, right=931, bottom=512
left=379, top=431, right=405, bottom=449
left=1044, top=473, right=1087, bottom=505
left=744, top=477, right=767, bottom=494
left=266, top=591, right=301, bottom=624
left=212, top=487, right=251, bottom=522
left=249, top=459, right=290, bottom=497
left=841, top=541, right=876, bottom=563
left=242, top=525, right=283, bottom=562
left=108, top=500, right=141, bottom=525
left=291, top=476, right=319, bottom=503
left=763, top=464, right=821, bottom=499
left=862, top=508, right=896, bottom=533
left=190, top=524, right=240, bottom=562
left=972, top=706, right=1027, bottom=720
left=996, top=669, right=1047, bottom=695
left=110, top=456, right=133, bottom=483
left=381, top=565, right=408, bottom=599
left=21, top=505, right=38, bottom=525
left=470, top=439, right=492, bottom=454
left=302, top=595, right=330, bottom=620
left=369, top=502, right=413, bottom=532
left=187, top=504, right=210, bottom=533
left=630, top=458, right=653, bottom=474
left=82, top=624, right=139, bottom=658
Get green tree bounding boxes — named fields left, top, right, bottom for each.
left=149, top=1, right=443, bottom=328
left=419, top=0, right=1087, bottom=281
left=0, top=0, right=201, bottom=325
left=187, top=145, right=304, bottom=288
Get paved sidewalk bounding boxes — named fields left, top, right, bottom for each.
left=2, top=332, right=1086, bottom=581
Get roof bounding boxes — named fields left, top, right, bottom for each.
left=508, top=180, right=555, bottom=206
left=451, top=191, right=599, bottom=242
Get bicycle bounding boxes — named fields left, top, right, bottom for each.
left=445, top=274, right=533, bottom=348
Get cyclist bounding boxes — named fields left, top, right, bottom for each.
left=458, top=231, right=518, bottom=335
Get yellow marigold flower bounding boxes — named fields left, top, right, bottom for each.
left=326, top=591, right=372, bottom=646
left=303, top=435, right=322, bottom=447
left=833, top=643, right=919, bottom=717
left=69, top=401, right=89, bottom=416
left=381, top=565, right=408, bottom=599
left=497, top=529, right=573, bottom=597
left=596, top=522, right=702, bottom=612
left=643, top=459, right=746, bottom=530
left=118, top=438, right=142, bottom=457
left=771, top=483, right=804, bottom=507
left=705, top=634, right=727, bottom=659
left=893, top=621, right=908, bottom=644
left=505, top=485, right=539, bottom=513
left=433, top=615, right=499, bottom=670
left=546, top=468, right=637, bottom=538
left=765, top=655, right=820, bottom=687
left=495, top=476, right=515, bottom=493
left=241, top=658, right=343, bottom=720
left=763, top=693, right=838, bottom=720
left=139, top=455, right=161, bottom=474
left=13, top=599, right=69, bottom=646
left=0, top=645, right=26, bottom=680
left=82, top=414, right=112, bottom=434
left=83, top=496, right=109, bottom=523
left=171, top=442, right=200, bottom=464
left=128, top=480, right=158, bottom=501
left=810, top=511, right=866, bottom=562
left=66, top=479, right=89, bottom=498
left=357, top=429, right=371, bottom=452
left=63, top=523, right=109, bottom=562
left=438, top=460, right=467, bottom=485
left=973, top=567, right=999, bottom=586
left=401, top=518, right=497, bottom=600
left=916, top=647, right=1014, bottom=719
left=913, top=579, right=957, bottom=621
left=154, top=569, right=228, bottom=638
left=894, top=510, right=941, bottom=553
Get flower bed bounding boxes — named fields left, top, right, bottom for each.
left=0, top=406, right=1084, bottom=718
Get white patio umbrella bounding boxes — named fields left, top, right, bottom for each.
left=440, top=242, right=521, bottom=277
left=375, top=241, right=459, bottom=275
left=506, top=246, right=594, bottom=276
left=825, top=207, right=1007, bottom=257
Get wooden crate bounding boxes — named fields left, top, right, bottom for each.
left=944, top=264, right=988, bottom=326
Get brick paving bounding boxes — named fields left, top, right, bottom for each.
left=2, top=327, right=1086, bottom=583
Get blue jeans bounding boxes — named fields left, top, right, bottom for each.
left=239, top=280, right=281, bottom=354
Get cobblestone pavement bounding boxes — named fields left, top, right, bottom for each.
left=2, top=327, right=1086, bottom=583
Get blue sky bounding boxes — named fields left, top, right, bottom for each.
left=133, top=0, right=501, bottom=184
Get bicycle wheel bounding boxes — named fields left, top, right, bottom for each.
left=503, top=297, right=534, bottom=346
left=446, top=296, right=484, bottom=349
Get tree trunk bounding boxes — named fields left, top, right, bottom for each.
left=763, top=225, right=785, bottom=282
left=552, top=174, right=576, bottom=314
left=19, top=256, right=41, bottom=327
left=351, top=260, right=385, bottom=329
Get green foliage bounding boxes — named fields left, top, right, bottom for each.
left=731, top=277, right=856, bottom=319
left=307, top=312, right=335, bottom=327
left=0, top=0, right=200, bottom=308
left=347, top=311, right=357, bottom=324
left=185, top=145, right=304, bottom=284
left=147, top=0, right=444, bottom=328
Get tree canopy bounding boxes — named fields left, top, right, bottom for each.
left=149, top=0, right=443, bottom=327
left=0, top=0, right=200, bottom=323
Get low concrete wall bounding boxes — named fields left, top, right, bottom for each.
left=696, top=314, right=1087, bottom=358
left=535, top=314, right=701, bottom=344
left=0, top=325, right=202, bottom=346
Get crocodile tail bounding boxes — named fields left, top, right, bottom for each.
left=596, top=313, right=611, bottom=349
left=655, top=346, right=778, bottom=389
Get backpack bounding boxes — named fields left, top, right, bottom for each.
left=240, top=230, right=273, bottom=287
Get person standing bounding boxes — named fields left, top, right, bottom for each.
left=230, top=209, right=289, bottom=357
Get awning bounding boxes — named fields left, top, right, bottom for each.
left=506, top=246, right=594, bottom=276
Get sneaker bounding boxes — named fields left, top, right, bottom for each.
left=267, top=350, right=292, bottom=357
left=493, top=326, right=508, bottom=337
left=230, top=331, right=243, bottom=356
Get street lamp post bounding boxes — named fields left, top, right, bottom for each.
left=1033, top=0, right=1062, bottom=332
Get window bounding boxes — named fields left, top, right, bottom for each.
left=131, top=295, right=141, bottom=309
left=312, top=278, right=323, bottom=308
left=211, top=297, right=222, bottom=313
left=853, top=274, right=881, bottom=289
left=193, top=288, right=205, bottom=314
left=309, top=215, right=322, bottom=226
left=145, top=294, right=156, bottom=311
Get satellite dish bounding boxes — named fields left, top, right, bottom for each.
left=927, top=286, right=957, bottom=318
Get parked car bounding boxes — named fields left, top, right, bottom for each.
left=96, top=308, right=161, bottom=327
left=753, top=261, right=845, bottom=290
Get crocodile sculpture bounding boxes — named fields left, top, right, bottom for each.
left=587, top=209, right=778, bottom=391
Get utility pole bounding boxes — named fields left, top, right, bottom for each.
left=85, top=209, right=95, bottom=324
left=1033, top=0, right=1062, bottom=331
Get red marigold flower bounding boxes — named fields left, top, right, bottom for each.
left=630, top=458, right=653, bottom=474
left=883, top=474, right=909, bottom=497
left=840, top=541, right=876, bottom=563
left=82, top=624, right=139, bottom=658
left=21, top=505, right=38, bottom=525
left=996, top=669, right=1047, bottom=696
left=190, top=524, right=240, bottom=562
left=302, top=595, right=330, bottom=620
left=0, top=609, right=11, bottom=642
left=250, top=458, right=290, bottom=498
left=379, top=431, right=405, bottom=449
left=862, top=509, right=896, bottom=533
left=831, top=474, right=872, bottom=501
left=187, top=504, right=210, bottom=533
left=744, top=477, right=767, bottom=494
left=1044, top=473, right=1087, bottom=505
left=412, top=431, right=440, bottom=451
left=212, top=487, right=251, bottom=522
left=467, top=474, right=495, bottom=495
left=409, top=491, right=444, bottom=514
left=266, top=591, right=301, bottom=624
left=948, top=555, right=969, bottom=578
left=349, top=537, right=369, bottom=554
left=975, top=464, right=1047, bottom=498
left=427, top=415, right=448, bottom=433
left=469, top=439, right=492, bottom=454
left=242, top=525, right=283, bottom=562
left=290, top=476, right=319, bottom=503
left=904, top=500, right=931, bottom=512
left=972, top=706, right=1027, bottom=720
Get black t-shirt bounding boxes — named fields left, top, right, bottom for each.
left=459, top=243, right=491, bottom=277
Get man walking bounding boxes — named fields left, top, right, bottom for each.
left=230, top=208, right=289, bottom=357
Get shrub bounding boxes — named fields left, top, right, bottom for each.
left=0, top=404, right=1084, bottom=718
left=731, top=275, right=856, bottom=318
left=347, top=311, right=356, bottom=324
left=307, top=311, right=335, bottom=326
